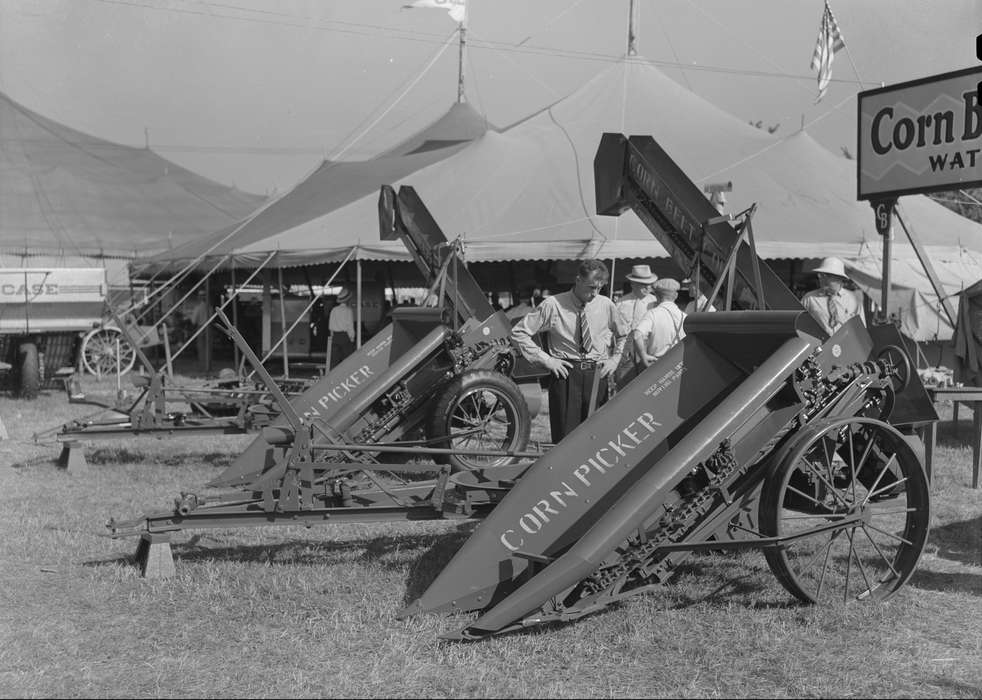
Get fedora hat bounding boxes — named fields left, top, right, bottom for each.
left=336, top=288, right=352, bottom=303
left=626, top=264, right=658, bottom=284
left=811, top=257, right=849, bottom=280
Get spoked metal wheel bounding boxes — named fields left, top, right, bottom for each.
left=81, top=326, right=137, bottom=377
left=426, top=370, right=531, bottom=472
left=759, top=417, right=930, bottom=604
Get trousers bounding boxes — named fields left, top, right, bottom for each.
left=547, top=363, right=609, bottom=444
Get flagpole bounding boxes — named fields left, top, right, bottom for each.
left=627, top=0, right=638, bottom=57
left=457, top=19, right=467, bottom=102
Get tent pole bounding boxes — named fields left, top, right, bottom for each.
left=894, top=204, right=958, bottom=329
left=203, top=275, right=212, bottom=373
left=278, top=267, right=289, bottom=378
left=262, top=269, right=272, bottom=358
left=356, top=258, right=363, bottom=348
left=231, top=264, right=239, bottom=370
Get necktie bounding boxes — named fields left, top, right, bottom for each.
left=578, top=305, right=595, bottom=357
left=826, top=292, right=840, bottom=329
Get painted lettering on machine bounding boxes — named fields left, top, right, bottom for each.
left=499, top=410, right=663, bottom=552
left=300, top=366, right=374, bottom=421
left=858, top=67, right=982, bottom=199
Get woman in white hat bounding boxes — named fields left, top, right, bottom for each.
left=801, top=257, right=862, bottom=336
left=613, top=264, right=657, bottom=389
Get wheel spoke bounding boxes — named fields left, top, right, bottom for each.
left=847, top=528, right=876, bottom=601
left=864, top=522, right=914, bottom=546
left=801, top=459, right=851, bottom=509
left=860, top=454, right=900, bottom=506
left=860, top=524, right=901, bottom=578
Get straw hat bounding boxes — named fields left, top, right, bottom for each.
left=626, top=264, right=658, bottom=284
left=337, top=288, right=352, bottom=303
left=811, top=257, right=849, bottom=280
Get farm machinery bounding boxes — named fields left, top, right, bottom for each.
left=109, top=133, right=937, bottom=641
left=47, top=185, right=543, bottom=469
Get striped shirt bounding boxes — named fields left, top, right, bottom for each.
left=511, top=290, right=625, bottom=365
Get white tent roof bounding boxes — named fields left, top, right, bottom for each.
left=144, top=57, right=982, bottom=339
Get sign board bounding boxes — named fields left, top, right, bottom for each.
left=857, top=66, right=982, bottom=200
left=0, top=268, right=106, bottom=304
left=0, top=268, right=107, bottom=333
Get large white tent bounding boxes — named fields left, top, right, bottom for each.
left=144, top=57, right=982, bottom=340
left=0, top=91, right=265, bottom=284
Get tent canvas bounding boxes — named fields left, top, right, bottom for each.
left=143, top=58, right=982, bottom=341
left=0, top=91, right=264, bottom=265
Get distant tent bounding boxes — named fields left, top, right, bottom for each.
left=144, top=57, right=982, bottom=340
left=0, top=91, right=264, bottom=282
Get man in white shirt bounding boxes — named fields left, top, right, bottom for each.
left=328, top=288, right=355, bottom=369
left=511, top=260, right=625, bottom=442
left=683, top=277, right=716, bottom=314
left=634, top=278, right=687, bottom=368
left=614, top=264, right=657, bottom=390
left=801, top=257, right=863, bottom=337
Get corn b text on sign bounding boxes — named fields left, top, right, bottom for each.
left=858, top=66, right=982, bottom=200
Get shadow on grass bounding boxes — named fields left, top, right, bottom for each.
left=908, top=569, right=982, bottom=597
left=926, top=515, right=982, bottom=567
left=88, top=525, right=474, bottom=574
left=85, top=447, right=236, bottom=468
left=934, top=418, right=981, bottom=451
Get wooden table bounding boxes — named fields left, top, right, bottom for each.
left=923, top=387, right=982, bottom=488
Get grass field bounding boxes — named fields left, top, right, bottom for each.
left=0, top=372, right=980, bottom=698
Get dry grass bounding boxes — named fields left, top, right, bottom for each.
left=0, top=374, right=980, bottom=698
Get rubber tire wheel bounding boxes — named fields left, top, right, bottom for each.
left=18, top=342, right=40, bottom=399
left=426, top=370, right=531, bottom=472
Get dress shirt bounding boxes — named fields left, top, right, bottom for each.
left=328, top=303, right=355, bottom=340
left=802, top=287, right=862, bottom=336
left=511, top=290, right=624, bottom=364
left=616, top=292, right=655, bottom=362
left=635, top=302, right=687, bottom=360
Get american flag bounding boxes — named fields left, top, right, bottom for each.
left=810, top=0, right=846, bottom=103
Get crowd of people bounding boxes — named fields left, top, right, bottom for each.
left=508, top=256, right=861, bottom=443
left=319, top=255, right=861, bottom=444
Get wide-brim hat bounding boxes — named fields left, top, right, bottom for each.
left=337, top=288, right=352, bottom=303
left=626, top=264, right=658, bottom=284
left=811, top=256, right=849, bottom=280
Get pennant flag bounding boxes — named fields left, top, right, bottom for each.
left=402, top=0, right=467, bottom=24
left=810, top=0, right=846, bottom=102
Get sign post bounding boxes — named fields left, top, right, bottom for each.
left=870, top=197, right=897, bottom=322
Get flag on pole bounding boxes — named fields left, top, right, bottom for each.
left=402, top=0, right=467, bottom=24
left=810, top=0, right=846, bottom=102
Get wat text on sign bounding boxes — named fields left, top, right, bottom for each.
left=499, top=410, right=663, bottom=552
left=858, top=67, right=982, bottom=199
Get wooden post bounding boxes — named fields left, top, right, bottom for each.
left=261, top=270, right=272, bottom=357
left=278, top=267, right=289, bottom=378
left=356, top=258, right=363, bottom=349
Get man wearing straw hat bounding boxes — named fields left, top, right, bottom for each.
left=328, top=288, right=356, bottom=369
left=801, top=256, right=862, bottom=336
left=614, top=263, right=657, bottom=390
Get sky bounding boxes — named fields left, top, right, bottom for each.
left=1, top=0, right=979, bottom=196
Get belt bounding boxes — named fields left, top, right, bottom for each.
left=568, top=358, right=598, bottom=370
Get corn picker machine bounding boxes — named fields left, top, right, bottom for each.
left=47, top=186, right=542, bottom=471
left=109, top=133, right=937, bottom=641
